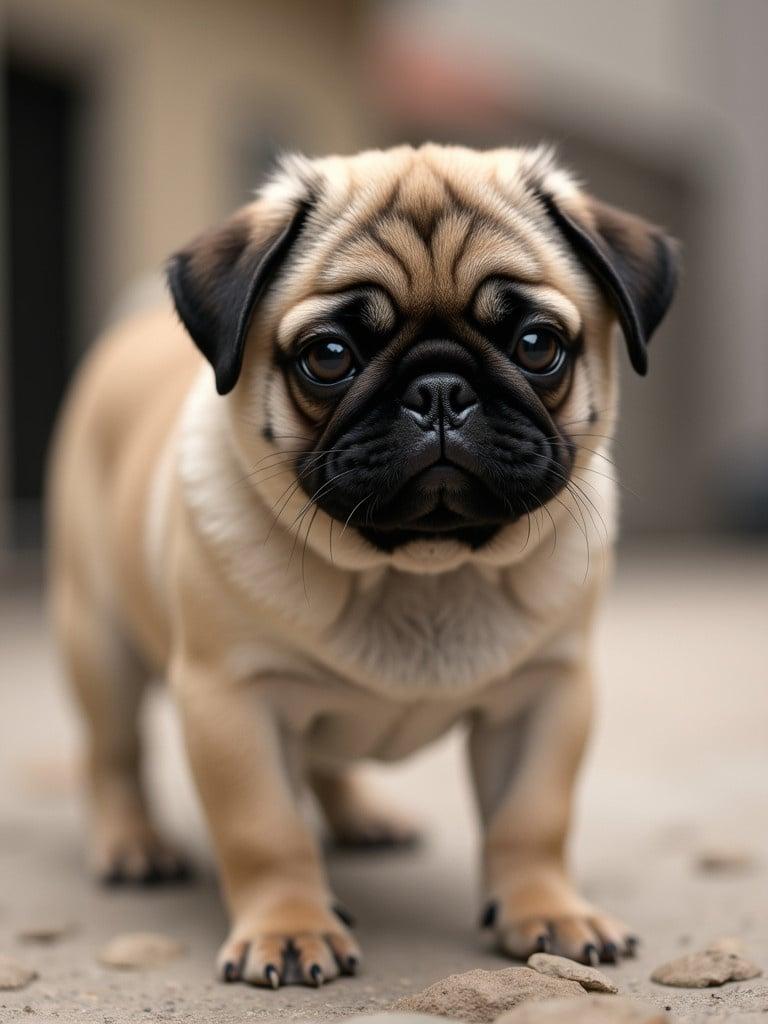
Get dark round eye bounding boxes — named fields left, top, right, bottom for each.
left=300, top=337, right=356, bottom=385
left=512, top=328, right=565, bottom=374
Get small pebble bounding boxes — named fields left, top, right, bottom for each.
left=651, top=937, right=762, bottom=988
left=0, top=954, right=38, bottom=991
left=528, top=952, right=619, bottom=993
left=97, top=932, right=185, bottom=970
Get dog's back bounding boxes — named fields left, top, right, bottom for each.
left=47, top=305, right=200, bottom=786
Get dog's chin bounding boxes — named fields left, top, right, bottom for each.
left=341, top=464, right=510, bottom=572
left=382, top=535, right=482, bottom=574
left=309, top=461, right=561, bottom=573
left=359, top=518, right=501, bottom=553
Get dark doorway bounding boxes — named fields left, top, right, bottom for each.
left=4, top=58, right=80, bottom=547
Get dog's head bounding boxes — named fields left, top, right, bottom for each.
left=168, top=145, right=678, bottom=572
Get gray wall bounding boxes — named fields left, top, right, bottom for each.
left=374, top=0, right=768, bottom=535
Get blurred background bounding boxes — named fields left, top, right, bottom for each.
left=0, top=5, right=767, bottom=1021
left=1, top=0, right=767, bottom=552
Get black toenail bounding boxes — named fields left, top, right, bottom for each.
left=333, top=902, right=356, bottom=927
left=345, top=955, right=359, bottom=975
left=602, top=941, right=619, bottom=963
left=223, top=961, right=238, bottom=982
left=535, top=933, right=550, bottom=953
left=625, top=935, right=640, bottom=955
left=265, top=964, right=280, bottom=989
left=309, top=963, right=323, bottom=986
left=583, top=943, right=600, bottom=965
left=480, top=901, right=498, bottom=929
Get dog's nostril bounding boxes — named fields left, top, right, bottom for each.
left=402, top=380, right=434, bottom=415
left=402, top=373, right=477, bottom=424
left=448, top=380, right=476, bottom=415
left=417, top=384, right=433, bottom=414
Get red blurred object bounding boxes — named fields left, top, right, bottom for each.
left=370, top=20, right=521, bottom=128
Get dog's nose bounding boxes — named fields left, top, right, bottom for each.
left=401, top=373, right=478, bottom=429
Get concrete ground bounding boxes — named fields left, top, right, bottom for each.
left=0, top=543, right=766, bottom=1023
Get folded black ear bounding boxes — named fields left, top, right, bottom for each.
left=167, top=199, right=311, bottom=394
left=537, top=191, right=679, bottom=375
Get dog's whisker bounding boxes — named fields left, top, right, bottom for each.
left=289, top=469, right=360, bottom=528
left=300, top=505, right=320, bottom=604
left=340, top=493, right=374, bottom=537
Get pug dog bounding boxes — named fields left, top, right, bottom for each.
left=48, top=144, right=678, bottom=988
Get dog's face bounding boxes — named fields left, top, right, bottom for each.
left=169, top=145, right=678, bottom=572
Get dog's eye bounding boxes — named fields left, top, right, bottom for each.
left=511, top=327, right=565, bottom=375
left=299, top=337, right=356, bottom=385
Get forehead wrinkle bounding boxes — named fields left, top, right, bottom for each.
left=484, top=175, right=606, bottom=315
left=474, top=279, right=582, bottom=335
left=366, top=222, right=413, bottom=288
left=317, top=231, right=411, bottom=297
left=439, top=168, right=596, bottom=303
left=362, top=288, right=397, bottom=333
left=513, top=283, right=582, bottom=334
left=429, top=208, right=475, bottom=290
left=452, top=221, right=543, bottom=300
left=276, top=293, right=350, bottom=348
left=284, top=159, right=598, bottom=330
left=374, top=214, right=435, bottom=305
left=275, top=286, right=397, bottom=350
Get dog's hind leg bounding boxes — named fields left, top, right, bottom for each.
left=310, top=765, right=419, bottom=850
left=51, top=578, right=188, bottom=884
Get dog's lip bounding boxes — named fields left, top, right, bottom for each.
left=408, top=505, right=474, bottom=532
left=381, top=461, right=486, bottom=532
left=412, top=462, right=473, bottom=491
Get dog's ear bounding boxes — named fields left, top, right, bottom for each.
left=537, top=191, right=679, bottom=375
left=167, top=198, right=311, bottom=394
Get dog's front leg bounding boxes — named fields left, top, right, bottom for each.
left=470, top=657, right=636, bottom=965
left=171, top=657, right=359, bottom=988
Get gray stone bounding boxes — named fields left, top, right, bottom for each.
left=527, top=952, right=619, bottom=993
left=392, top=966, right=585, bottom=1023
left=651, top=938, right=762, bottom=988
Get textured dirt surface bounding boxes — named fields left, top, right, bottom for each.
left=0, top=544, right=767, bottom=1023
left=495, top=994, right=669, bottom=1023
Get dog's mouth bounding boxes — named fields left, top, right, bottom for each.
left=357, top=461, right=504, bottom=550
left=297, top=388, right=572, bottom=553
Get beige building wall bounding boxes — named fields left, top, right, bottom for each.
left=4, top=0, right=368, bottom=340
left=0, top=0, right=370, bottom=547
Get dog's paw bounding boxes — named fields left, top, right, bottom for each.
left=481, top=899, right=637, bottom=965
left=92, top=824, right=191, bottom=886
left=217, top=901, right=361, bottom=988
